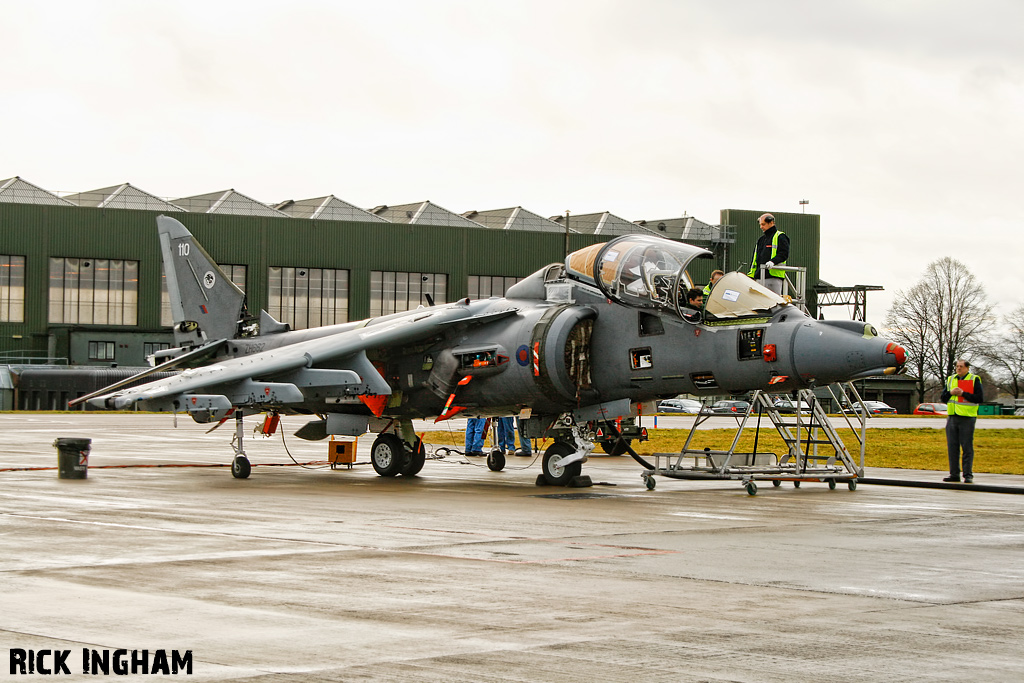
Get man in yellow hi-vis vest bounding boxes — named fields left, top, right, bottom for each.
left=940, top=359, right=983, bottom=483
left=747, top=213, right=790, bottom=295
left=702, top=270, right=724, bottom=297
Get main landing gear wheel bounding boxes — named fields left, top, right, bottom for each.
left=542, top=442, right=582, bottom=486
left=371, top=434, right=405, bottom=477
left=600, top=439, right=632, bottom=456
left=231, top=455, right=251, bottom=479
left=487, top=449, right=506, bottom=472
left=400, top=437, right=426, bottom=477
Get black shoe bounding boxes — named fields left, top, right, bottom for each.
left=942, top=476, right=960, bottom=483
left=964, top=476, right=973, bottom=483
left=466, top=451, right=485, bottom=458
left=514, top=449, right=532, bottom=457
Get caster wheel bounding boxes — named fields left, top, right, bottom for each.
left=746, top=482, right=758, bottom=496
left=644, top=475, right=656, bottom=491
left=828, top=479, right=837, bottom=490
left=231, top=455, right=251, bottom=479
left=793, top=480, right=801, bottom=488
left=772, top=480, right=782, bottom=487
left=848, top=479, right=858, bottom=491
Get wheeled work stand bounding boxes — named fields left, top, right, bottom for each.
left=642, top=382, right=869, bottom=495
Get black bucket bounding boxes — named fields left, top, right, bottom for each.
left=53, top=438, right=91, bottom=479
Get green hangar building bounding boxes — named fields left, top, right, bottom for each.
left=4, top=176, right=921, bottom=411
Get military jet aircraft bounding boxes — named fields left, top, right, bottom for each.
left=73, top=215, right=906, bottom=485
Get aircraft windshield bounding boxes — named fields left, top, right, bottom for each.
left=565, top=236, right=710, bottom=317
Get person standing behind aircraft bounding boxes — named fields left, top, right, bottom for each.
left=465, top=417, right=486, bottom=458
left=495, top=416, right=516, bottom=455
left=940, top=359, right=983, bottom=483
left=515, top=417, right=532, bottom=457
left=747, top=214, right=790, bottom=295
left=703, top=270, right=724, bottom=297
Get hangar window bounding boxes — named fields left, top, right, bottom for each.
left=161, top=264, right=247, bottom=327
left=88, top=341, right=115, bottom=361
left=143, top=342, right=171, bottom=357
left=468, top=275, right=523, bottom=299
left=48, top=258, right=138, bottom=325
left=268, top=267, right=349, bottom=330
left=0, top=254, right=25, bottom=322
left=370, top=271, right=447, bottom=316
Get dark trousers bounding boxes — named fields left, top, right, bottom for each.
left=946, top=414, right=976, bottom=478
left=517, top=418, right=532, bottom=453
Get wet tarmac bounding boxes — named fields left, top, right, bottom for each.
left=2, top=413, right=1023, bottom=682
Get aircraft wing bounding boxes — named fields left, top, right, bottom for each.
left=87, top=301, right=512, bottom=411
left=67, top=340, right=229, bottom=408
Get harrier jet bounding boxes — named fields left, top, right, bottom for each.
left=74, top=216, right=905, bottom=485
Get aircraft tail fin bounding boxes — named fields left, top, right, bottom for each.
left=157, top=215, right=246, bottom=347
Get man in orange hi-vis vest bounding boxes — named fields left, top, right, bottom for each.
left=939, top=359, right=983, bottom=483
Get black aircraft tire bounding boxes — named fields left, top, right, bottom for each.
left=401, top=438, right=426, bottom=477
left=600, top=438, right=632, bottom=456
left=231, top=455, right=251, bottom=479
left=542, top=442, right=582, bottom=486
left=371, top=434, right=406, bottom=477
left=487, top=450, right=506, bottom=472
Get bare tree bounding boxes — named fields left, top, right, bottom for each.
left=884, top=257, right=994, bottom=397
left=926, top=257, right=994, bottom=378
left=981, top=304, right=1024, bottom=399
left=885, top=280, right=935, bottom=400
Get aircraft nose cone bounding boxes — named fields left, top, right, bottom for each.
left=791, top=321, right=906, bottom=384
left=886, top=342, right=907, bottom=371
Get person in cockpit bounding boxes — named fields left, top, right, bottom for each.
left=684, top=288, right=704, bottom=321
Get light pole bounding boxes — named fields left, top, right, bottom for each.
left=799, top=199, right=809, bottom=213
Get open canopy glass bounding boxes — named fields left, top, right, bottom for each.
left=565, top=235, right=785, bottom=320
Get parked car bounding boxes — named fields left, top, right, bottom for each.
left=773, top=398, right=812, bottom=414
left=913, top=402, right=948, bottom=415
left=710, top=400, right=750, bottom=414
left=852, top=400, right=898, bottom=414
left=657, top=398, right=706, bottom=414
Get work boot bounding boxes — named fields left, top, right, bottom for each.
left=942, top=476, right=960, bottom=483
left=515, top=448, right=532, bottom=457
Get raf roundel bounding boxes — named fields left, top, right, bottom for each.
left=203, top=271, right=216, bottom=289
left=516, top=345, right=530, bottom=366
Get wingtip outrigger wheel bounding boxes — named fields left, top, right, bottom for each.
left=232, top=455, right=251, bottom=479
left=230, top=410, right=251, bottom=479
left=487, top=449, right=506, bottom=472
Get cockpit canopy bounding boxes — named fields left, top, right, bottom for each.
left=565, top=235, right=709, bottom=318
left=565, top=235, right=787, bottom=320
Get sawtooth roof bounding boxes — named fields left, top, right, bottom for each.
left=64, top=183, right=184, bottom=212
left=369, top=201, right=486, bottom=228
left=274, top=195, right=387, bottom=222
left=0, top=176, right=74, bottom=206
left=173, top=189, right=287, bottom=217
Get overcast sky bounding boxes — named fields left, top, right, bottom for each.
left=2, top=0, right=1021, bottom=326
